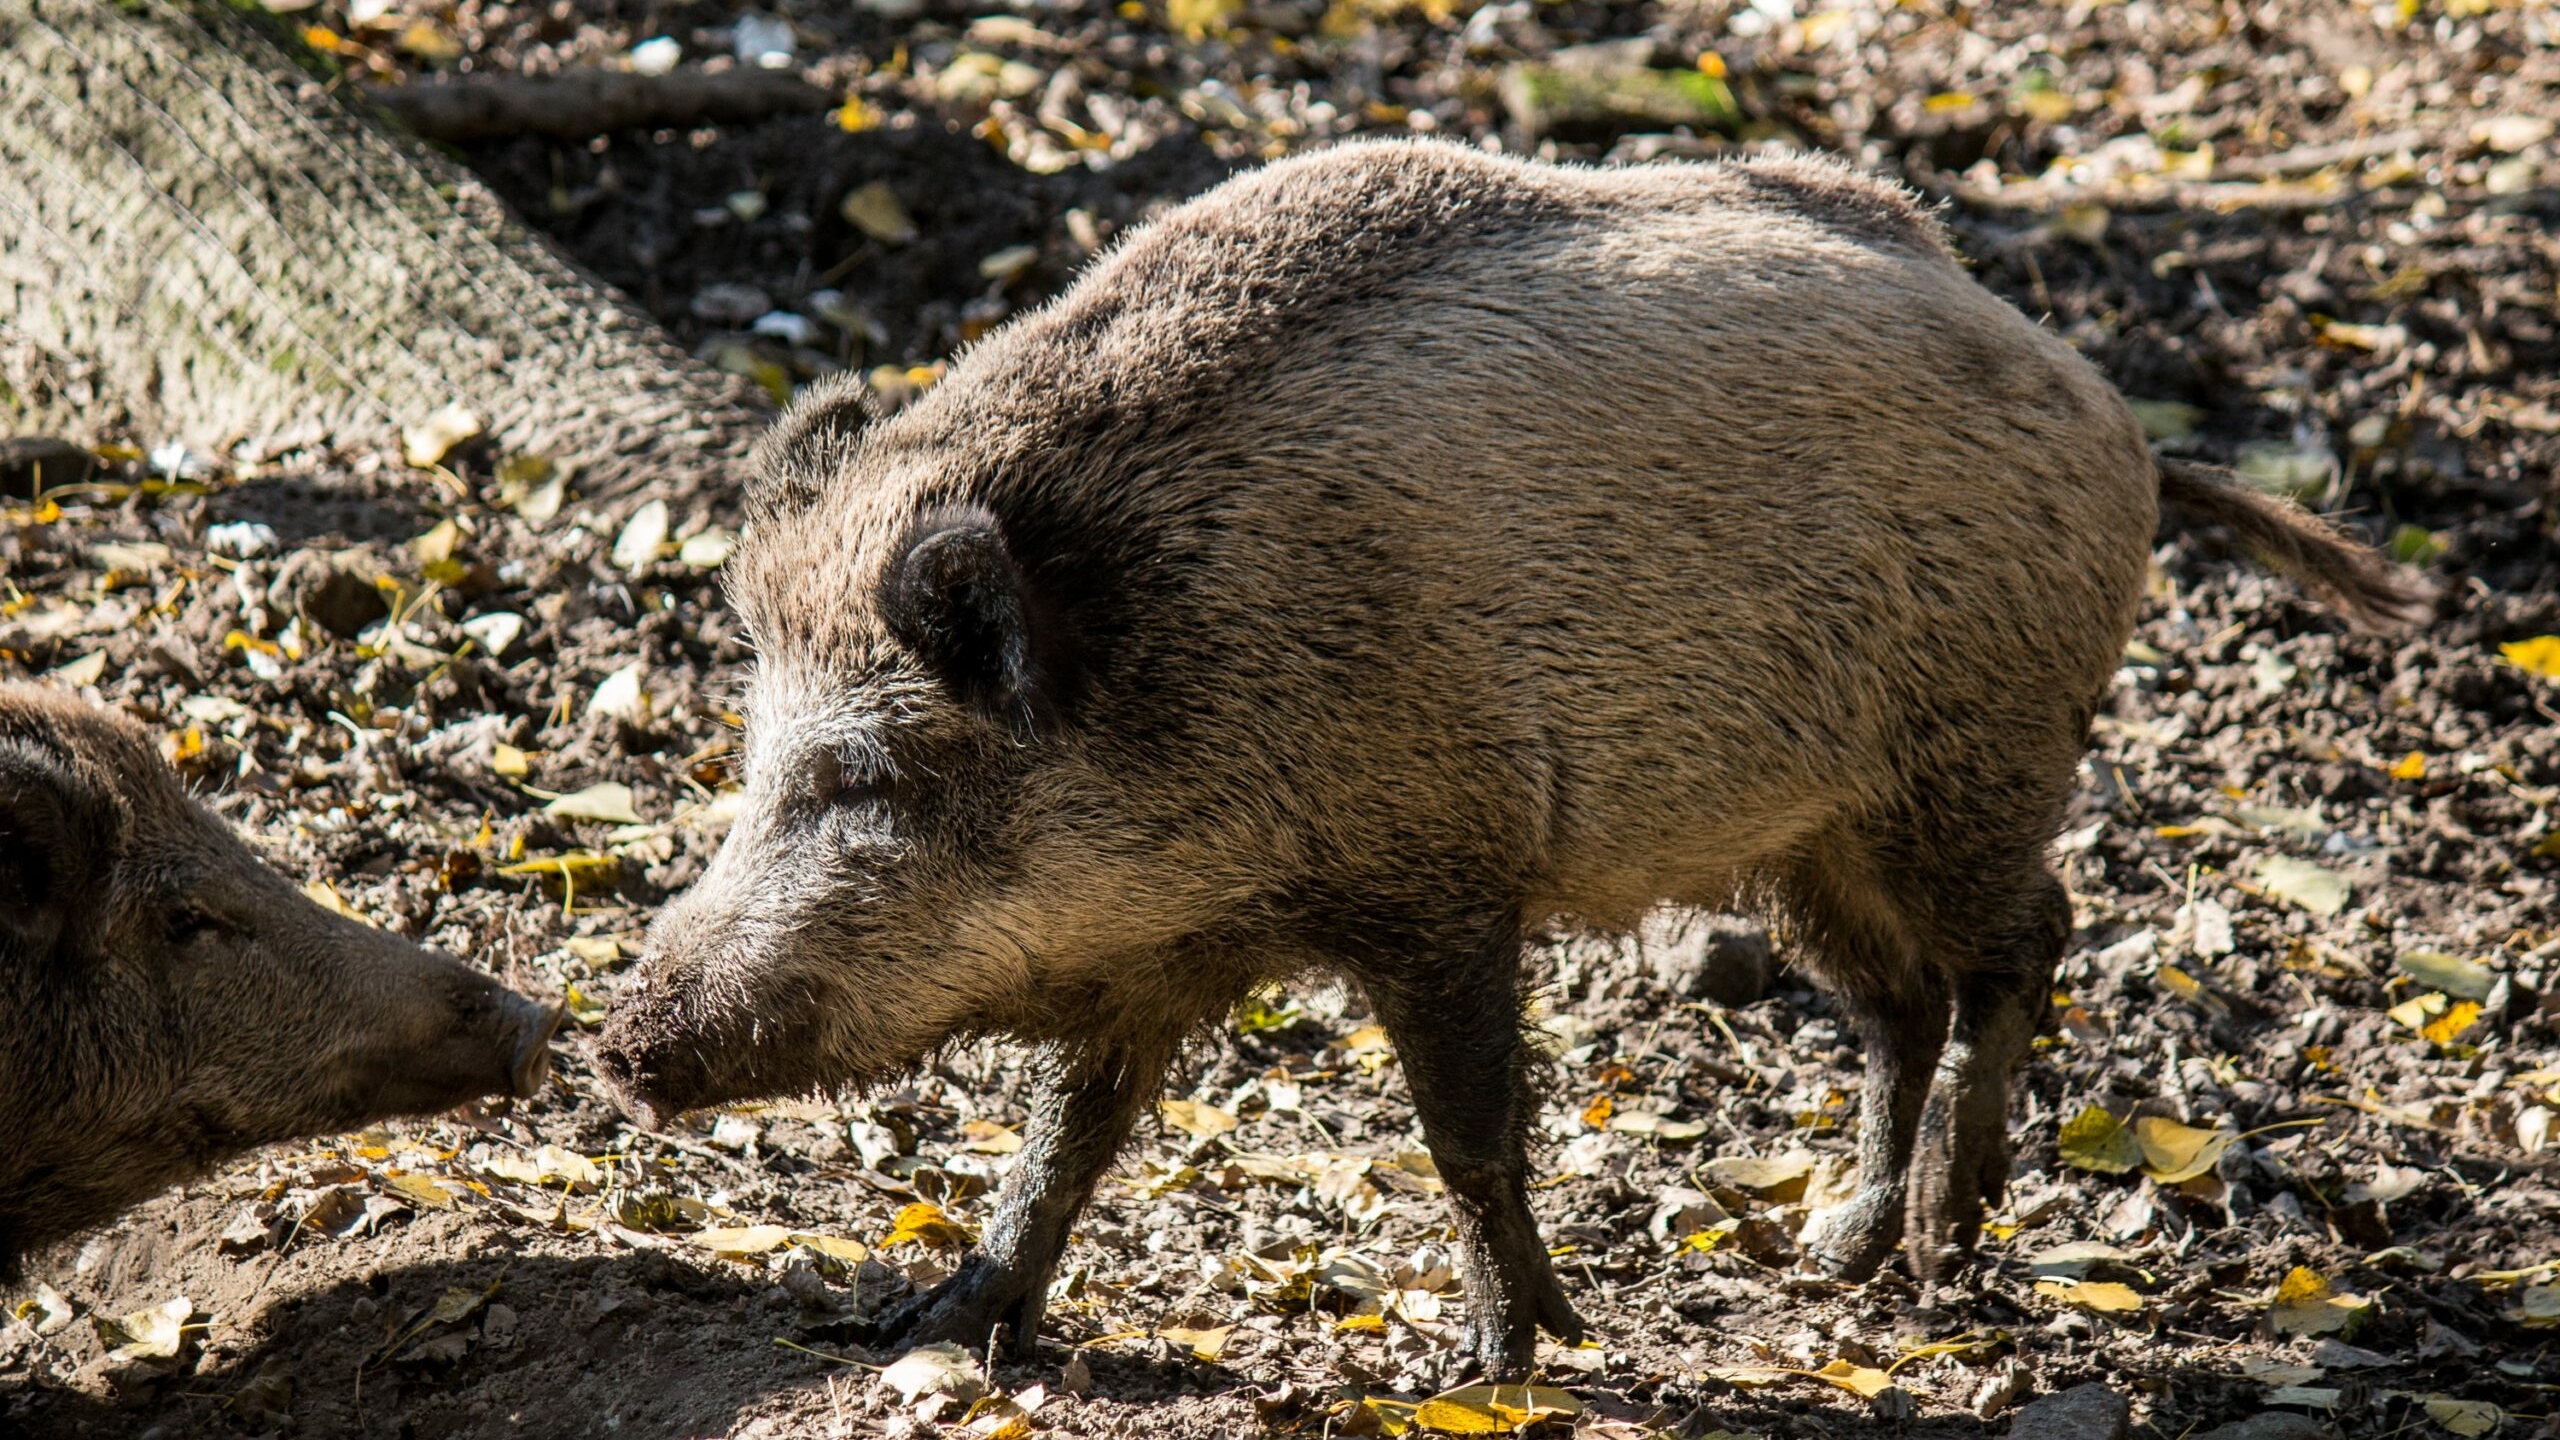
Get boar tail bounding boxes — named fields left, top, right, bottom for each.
left=2155, top=458, right=2435, bottom=631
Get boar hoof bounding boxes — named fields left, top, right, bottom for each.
left=873, top=1253, right=1045, bottom=1359
left=1452, top=1269, right=1583, bottom=1378
left=1801, top=1188, right=1903, bottom=1282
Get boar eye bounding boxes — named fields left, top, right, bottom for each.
left=830, top=767, right=891, bottom=808
left=172, top=904, right=225, bottom=942
left=816, top=753, right=891, bottom=809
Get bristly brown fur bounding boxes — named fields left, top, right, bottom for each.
left=602, top=138, right=2425, bottom=1370
left=2156, top=458, right=2436, bottom=630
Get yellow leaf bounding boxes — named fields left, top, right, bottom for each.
left=2133, top=1116, right=2235, bottom=1183
left=1697, top=1152, right=1815, bottom=1199
left=302, top=880, right=378, bottom=928
left=2422, top=1000, right=2482, bottom=1046
left=960, top=1120, right=1024, bottom=1154
left=1158, top=1099, right=1238, bottom=1139
left=2036, top=1279, right=2144, bottom=1313
left=1157, top=1323, right=1230, bottom=1363
left=385, top=1173, right=459, bottom=1210
left=492, top=743, right=531, bottom=778
left=2390, top=990, right=2448, bottom=1029
left=2057, top=1106, right=2144, bottom=1174
left=690, top=1224, right=793, bottom=1257
left=1334, top=1311, right=1387, bottom=1333
left=1412, top=1384, right=1582, bottom=1432
left=495, top=851, right=618, bottom=881
left=2501, top=636, right=2560, bottom=680
left=836, top=97, right=878, bottom=132
left=2269, top=1266, right=2371, bottom=1337
left=2156, top=964, right=2232, bottom=1017
left=1580, top=1093, right=1614, bottom=1129
left=1811, top=1359, right=1895, bottom=1398
left=2391, top=751, right=2428, bottom=780
left=2424, top=1398, right=2504, bottom=1437
left=879, top=1201, right=976, bottom=1250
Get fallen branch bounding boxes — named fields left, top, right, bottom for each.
left=372, top=64, right=836, bottom=144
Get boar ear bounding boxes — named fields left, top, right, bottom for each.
left=746, top=372, right=875, bottom=516
left=0, top=739, right=113, bottom=956
left=884, top=505, right=1059, bottom=734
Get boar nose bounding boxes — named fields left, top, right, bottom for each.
left=501, top=991, right=563, bottom=1098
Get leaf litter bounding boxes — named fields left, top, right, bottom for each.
left=9, top=0, right=2560, bottom=1436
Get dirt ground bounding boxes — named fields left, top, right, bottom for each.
left=6, top=0, right=2560, bottom=1437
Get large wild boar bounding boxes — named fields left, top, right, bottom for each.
left=0, top=683, right=561, bottom=1274
left=596, top=140, right=2425, bottom=1370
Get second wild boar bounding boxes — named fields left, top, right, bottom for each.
left=595, top=140, right=2425, bottom=1370
left=0, top=683, right=561, bottom=1274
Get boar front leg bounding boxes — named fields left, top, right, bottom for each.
left=1364, top=915, right=1583, bottom=1375
left=876, top=1039, right=1171, bottom=1357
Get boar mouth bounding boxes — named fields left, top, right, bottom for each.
left=590, top=1009, right=894, bottom=1133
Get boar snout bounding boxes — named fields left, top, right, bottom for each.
left=343, top=952, right=562, bottom=1117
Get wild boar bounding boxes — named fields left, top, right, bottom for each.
left=0, top=683, right=560, bottom=1274
left=595, top=140, right=2425, bottom=1370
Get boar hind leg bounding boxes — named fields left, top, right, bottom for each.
left=876, top=1039, right=1171, bottom=1357
left=1906, top=871, right=2069, bottom=1280
left=1365, top=915, right=1582, bottom=1375
left=1795, top=863, right=1950, bottom=1282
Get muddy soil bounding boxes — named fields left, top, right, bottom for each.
left=5, top=1, right=2559, bottom=1437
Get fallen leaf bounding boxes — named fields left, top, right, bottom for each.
left=2398, top=951, right=2496, bottom=1001
left=959, top=1120, right=1023, bottom=1154
left=2058, top=1107, right=2144, bottom=1174
left=2134, top=1116, right=2235, bottom=1183
left=1697, top=1152, right=1814, bottom=1199
left=1412, top=1383, right=1582, bottom=1432
left=1159, top=1099, right=1239, bottom=1140
left=2424, top=1397, right=2504, bottom=1437
left=879, top=1201, right=976, bottom=1250
left=2029, top=1241, right=2136, bottom=1277
left=403, top=405, right=481, bottom=468
left=691, top=1224, right=794, bottom=1257
left=2271, top=1266, right=2372, bottom=1337
left=881, top=1341, right=983, bottom=1404
left=2499, top=636, right=2560, bottom=680
left=385, top=1173, right=460, bottom=1210
left=2035, top=1279, right=2143, bottom=1313
left=1157, top=1322, right=1231, bottom=1362
left=1611, top=1110, right=1708, bottom=1142
left=2391, top=751, right=2427, bottom=781
left=48, top=650, right=107, bottom=686
left=1811, top=1359, right=1895, bottom=1398
left=302, top=880, right=377, bottom=928
left=2508, top=1285, right=2560, bottom=1326
left=2259, top=856, right=2351, bottom=917
left=588, top=663, right=652, bottom=725
left=2421, top=1001, right=2482, bottom=1046
left=612, top=501, right=670, bottom=573
left=840, top=181, right=919, bottom=244
left=543, top=782, right=645, bottom=826
left=95, top=1297, right=195, bottom=1361
left=13, top=1283, right=76, bottom=1336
